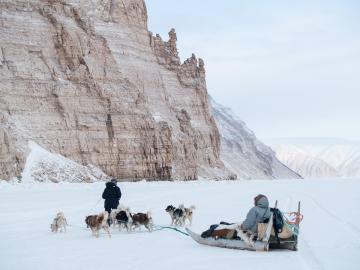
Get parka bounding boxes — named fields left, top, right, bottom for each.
left=241, top=195, right=271, bottom=233
left=102, top=181, right=121, bottom=212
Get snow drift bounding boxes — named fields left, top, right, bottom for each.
left=21, top=142, right=109, bottom=183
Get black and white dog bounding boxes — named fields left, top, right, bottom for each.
left=115, top=208, right=133, bottom=232
left=165, top=204, right=195, bottom=226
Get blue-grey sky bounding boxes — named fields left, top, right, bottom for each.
left=146, top=0, right=360, bottom=141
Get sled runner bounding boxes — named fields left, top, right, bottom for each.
left=186, top=228, right=271, bottom=251
left=186, top=201, right=302, bottom=252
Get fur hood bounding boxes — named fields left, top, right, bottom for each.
left=256, top=196, right=269, bottom=208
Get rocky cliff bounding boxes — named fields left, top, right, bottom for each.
left=210, top=98, right=301, bottom=179
left=0, top=0, right=300, bottom=182
left=0, top=0, right=229, bottom=181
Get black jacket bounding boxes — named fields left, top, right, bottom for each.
left=102, top=182, right=121, bottom=210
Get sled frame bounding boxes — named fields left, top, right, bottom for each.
left=268, top=201, right=301, bottom=251
left=186, top=202, right=276, bottom=252
left=187, top=201, right=301, bottom=252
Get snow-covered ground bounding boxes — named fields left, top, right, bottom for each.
left=1, top=178, right=359, bottom=270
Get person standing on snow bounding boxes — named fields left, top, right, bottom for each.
left=102, top=179, right=122, bottom=222
left=241, top=194, right=271, bottom=233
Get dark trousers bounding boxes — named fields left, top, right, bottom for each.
left=105, top=203, right=119, bottom=226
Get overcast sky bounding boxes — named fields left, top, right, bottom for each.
left=146, top=0, right=360, bottom=142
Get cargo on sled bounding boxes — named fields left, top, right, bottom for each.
left=186, top=201, right=303, bottom=252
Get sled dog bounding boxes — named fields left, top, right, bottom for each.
left=116, top=207, right=133, bottom=232
left=51, top=212, right=68, bottom=233
left=110, top=204, right=130, bottom=228
left=131, top=212, right=153, bottom=232
left=85, top=211, right=111, bottom=238
left=110, top=208, right=119, bottom=227
left=166, top=204, right=195, bottom=226
left=180, top=204, right=196, bottom=226
left=165, top=205, right=185, bottom=226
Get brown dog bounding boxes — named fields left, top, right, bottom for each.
left=131, top=212, right=153, bottom=232
left=85, top=211, right=111, bottom=238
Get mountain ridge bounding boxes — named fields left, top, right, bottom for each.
left=269, top=138, right=360, bottom=178
left=210, top=98, right=301, bottom=180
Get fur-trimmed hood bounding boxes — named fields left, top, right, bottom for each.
left=255, top=195, right=269, bottom=208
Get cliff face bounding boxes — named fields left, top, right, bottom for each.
left=210, top=98, right=301, bottom=180
left=0, top=0, right=228, bottom=181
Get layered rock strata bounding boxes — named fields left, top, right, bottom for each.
left=0, top=0, right=229, bottom=181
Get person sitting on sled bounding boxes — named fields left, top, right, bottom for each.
left=240, top=194, right=271, bottom=233
left=102, top=178, right=122, bottom=225
left=201, top=194, right=271, bottom=239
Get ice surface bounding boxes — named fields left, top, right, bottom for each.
left=1, top=178, right=359, bottom=270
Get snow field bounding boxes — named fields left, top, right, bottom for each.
left=0, top=178, right=359, bottom=270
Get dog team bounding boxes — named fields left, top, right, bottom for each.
left=51, top=203, right=195, bottom=238
left=51, top=179, right=274, bottom=243
left=51, top=179, right=195, bottom=238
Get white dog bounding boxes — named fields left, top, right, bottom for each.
left=51, top=212, right=68, bottom=233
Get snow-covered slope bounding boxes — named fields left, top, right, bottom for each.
left=1, top=179, right=360, bottom=270
left=210, top=98, right=301, bottom=180
left=342, top=155, right=360, bottom=177
left=269, top=138, right=360, bottom=178
left=21, top=141, right=109, bottom=183
left=274, top=144, right=338, bottom=178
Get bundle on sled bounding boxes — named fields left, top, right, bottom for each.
left=186, top=201, right=303, bottom=251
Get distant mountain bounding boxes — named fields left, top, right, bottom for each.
left=210, top=98, right=301, bottom=180
left=268, top=138, right=360, bottom=178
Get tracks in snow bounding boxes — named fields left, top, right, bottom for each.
left=300, top=192, right=360, bottom=241
left=282, top=195, right=325, bottom=270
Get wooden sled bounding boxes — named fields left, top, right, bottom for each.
left=186, top=228, right=271, bottom=251
left=186, top=201, right=301, bottom=252
left=268, top=201, right=302, bottom=251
